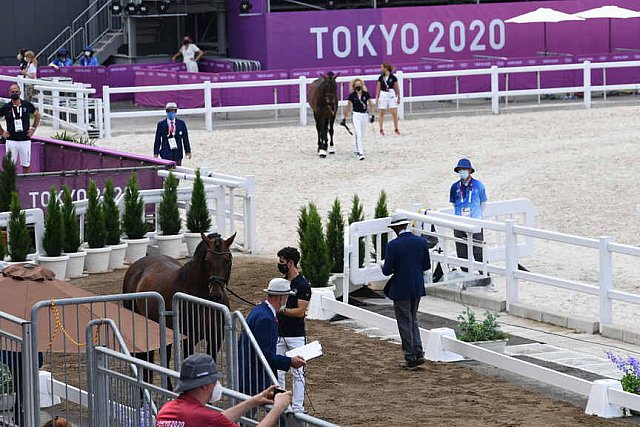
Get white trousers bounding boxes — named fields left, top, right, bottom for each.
left=276, top=336, right=306, bottom=411
left=6, top=139, right=32, bottom=167
left=352, top=112, right=368, bottom=155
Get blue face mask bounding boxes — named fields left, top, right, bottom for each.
left=166, top=112, right=177, bottom=120
left=458, top=170, right=470, bottom=180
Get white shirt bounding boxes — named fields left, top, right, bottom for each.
left=180, top=43, right=200, bottom=63
left=26, top=63, right=37, bottom=78
left=264, top=300, right=277, bottom=318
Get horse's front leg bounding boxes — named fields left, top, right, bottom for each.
left=328, top=115, right=336, bottom=154
left=318, top=118, right=328, bottom=158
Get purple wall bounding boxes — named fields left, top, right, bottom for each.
left=2, top=137, right=174, bottom=210
left=229, top=0, right=640, bottom=70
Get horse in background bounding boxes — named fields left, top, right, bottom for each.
left=122, top=232, right=235, bottom=388
left=308, top=72, right=339, bottom=158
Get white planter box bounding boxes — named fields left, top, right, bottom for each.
left=184, top=232, right=203, bottom=257
left=84, top=246, right=112, bottom=274
left=155, top=234, right=185, bottom=259
left=307, top=285, right=336, bottom=320
left=468, top=339, right=508, bottom=354
left=37, top=254, right=69, bottom=281
left=64, top=251, right=86, bottom=279
left=123, top=237, right=149, bottom=264
left=108, top=242, right=129, bottom=270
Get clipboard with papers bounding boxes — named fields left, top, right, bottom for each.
left=285, top=340, right=323, bottom=361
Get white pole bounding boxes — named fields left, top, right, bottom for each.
left=245, top=175, right=257, bottom=253
left=598, top=236, right=613, bottom=332
left=505, top=219, right=518, bottom=308
left=102, top=85, right=111, bottom=138
left=52, top=87, right=60, bottom=130
left=583, top=61, right=592, bottom=109
left=397, top=70, right=405, bottom=120
left=204, top=80, right=213, bottom=132
left=342, top=224, right=350, bottom=304
left=76, top=83, right=85, bottom=132
left=490, top=65, right=500, bottom=115
left=299, top=76, right=307, bottom=126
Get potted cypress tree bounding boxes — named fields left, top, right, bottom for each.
left=373, top=190, right=389, bottom=259
left=39, top=187, right=69, bottom=279
left=103, top=179, right=128, bottom=269
left=0, top=230, right=6, bottom=262
left=156, top=172, right=184, bottom=258
left=300, top=203, right=335, bottom=320
left=7, top=193, right=31, bottom=263
left=185, top=169, right=212, bottom=256
left=325, top=198, right=345, bottom=292
left=61, top=186, right=86, bottom=278
left=83, top=179, right=111, bottom=273
left=348, top=194, right=365, bottom=268
left=0, top=153, right=17, bottom=252
left=121, top=173, right=149, bottom=263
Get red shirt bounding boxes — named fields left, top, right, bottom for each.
left=156, top=394, right=239, bottom=427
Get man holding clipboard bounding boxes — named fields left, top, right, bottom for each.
left=153, top=102, right=192, bottom=166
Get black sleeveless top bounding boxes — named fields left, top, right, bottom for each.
left=378, top=74, right=398, bottom=92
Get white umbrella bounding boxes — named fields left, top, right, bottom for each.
left=573, top=5, right=640, bottom=52
left=505, top=8, right=585, bottom=55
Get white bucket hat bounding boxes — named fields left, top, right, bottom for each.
left=263, top=278, right=295, bottom=295
left=165, top=102, right=178, bottom=110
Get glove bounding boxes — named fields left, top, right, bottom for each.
left=370, top=115, right=375, bottom=123
left=340, top=119, right=346, bottom=126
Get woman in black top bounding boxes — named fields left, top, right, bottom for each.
left=342, top=78, right=375, bottom=161
left=375, top=62, right=400, bottom=136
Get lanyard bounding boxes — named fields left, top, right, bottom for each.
left=358, top=94, right=367, bottom=110
left=458, top=180, right=473, bottom=204
left=11, top=104, right=22, bottom=120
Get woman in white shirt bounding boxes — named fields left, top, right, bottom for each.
left=172, top=35, right=204, bottom=73
left=20, top=51, right=38, bottom=100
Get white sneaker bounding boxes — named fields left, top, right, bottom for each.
left=357, top=153, right=365, bottom=161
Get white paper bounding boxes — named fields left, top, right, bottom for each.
left=167, top=136, right=178, bottom=150
left=285, top=340, right=322, bottom=361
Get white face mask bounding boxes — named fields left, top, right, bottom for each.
left=458, top=170, right=470, bottom=180
left=84, top=51, right=91, bottom=57
left=210, top=381, right=223, bottom=402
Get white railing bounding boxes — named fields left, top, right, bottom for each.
left=34, top=82, right=102, bottom=137
left=344, top=199, right=640, bottom=334
left=100, top=59, right=640, bottom=137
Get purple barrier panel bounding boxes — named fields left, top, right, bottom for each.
left=0, top=66, right=20, bottom=95
left=108, top=65, right=137, bottom=101
left=216, top=69, right=290, bottom=106
left=432, top=62, right=459, bottom=95
left=0, top=141, right=43, bottom=174
left=139, top=62, right=186, bottom=71
left=539, top=56, right=578, bottom=89
left=289, top=66, right=357, bottom=103
left=64, top=66, right=109, bottom=98
left=176, top=72, right=222, bottom=108
left=134, top=70, right=180, bottom=107
left=577, top=53, right=640, bottom=86
left=199, top=59, right=234, bottom=73
left=457, top=60, right=498, bottom=93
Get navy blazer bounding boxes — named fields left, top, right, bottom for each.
left=153, top=119, right=191, bottom=162
left=238, top=302, right=291, bottom=395
left=381, top=231, right=431, bottom=301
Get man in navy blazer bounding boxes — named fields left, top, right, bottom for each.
left=381, top=213, right=431, bottom=369
left=154, top=102, right=192, bottom=165
left=239, top=278, right=306, bottom=396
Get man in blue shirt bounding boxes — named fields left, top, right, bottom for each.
left=381, top=214, right=431, bottom=370
left=78, top=45, right=99, bottom=66
left=449, top=158, right=489, bottom=282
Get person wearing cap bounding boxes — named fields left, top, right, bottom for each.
left=49, top=48, right=73, bottom=70
left=78, top=45, right=99, bottom=66
left=381, top=214, right=431, bottom=370
left=449, top=158, right=489, bottom=281
left=239, top=278, right=306, bottom=396
left=275, top=247, right=311, bottom=413
left=157, top=353, right=292, bottom=427
left=153, top=102, right=192, bottom=165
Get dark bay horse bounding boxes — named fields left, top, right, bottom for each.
left=308, top=72, right=339, bottom=158
left=122, top=232, right=235, bottom=384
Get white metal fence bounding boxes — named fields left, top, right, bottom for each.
left=96, top=59, right=640, bottom=137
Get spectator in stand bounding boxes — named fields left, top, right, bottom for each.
left=153, top=102, right=191, bottom=165
left=49, top=48, right=73, bottom=70
left=0, top=84, right=41, bottom=173
left=78, top=45, right=99, bottom=66
left=17, top=49, right=28, bottom=72
left=19, top=50, right=38, bottom=100
left=156, top=353, right=292, bottom=427
left=172, top=34, right=204, bottom=72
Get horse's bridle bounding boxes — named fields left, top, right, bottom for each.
left=206, top=248, right=232, bottom=291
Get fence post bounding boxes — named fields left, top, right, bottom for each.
left=490, top=65, right=500, bottom=115
left=397, top=70, right=405, bottom=120
left=342, top=224, right=350, bottom=304
left=21, top=324, right=34, bottom=427
left=244, top=175, right=257, bottom=253
left=299, top=76, right=307, bottom=126
left=204, top=80, right=213, bottom=131
left=505, top=219, right=519, bottom=309
left=583, top=61, right=592, bottom=109
left=76, top=83, right=85, bottom=132
left=102, top=85, right=111, bottom=138
left=598, top=236, right=613, bottom=333
left=52, top=86, right=60, bottom=130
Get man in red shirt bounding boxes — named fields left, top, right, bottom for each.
left=156, top=353, right=292, bottom=427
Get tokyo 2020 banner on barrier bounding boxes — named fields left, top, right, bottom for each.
left=228, top=0, right=640, bottom=69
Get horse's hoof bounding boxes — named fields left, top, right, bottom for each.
left=318, top=150, right=327, bottom=158
left=329, top=147, right=336, bottom=154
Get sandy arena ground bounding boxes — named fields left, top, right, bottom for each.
left=100, top=105, right=640, bottom=329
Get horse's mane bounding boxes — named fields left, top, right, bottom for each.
left=179, top=232, right=222, bottom=282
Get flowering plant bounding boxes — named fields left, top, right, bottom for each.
left=607, top=351, right=640, bottom=395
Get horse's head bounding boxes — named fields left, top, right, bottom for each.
left=195, top=232, right=236, bottom=305
left=320, top=72, right=339, bottom=117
